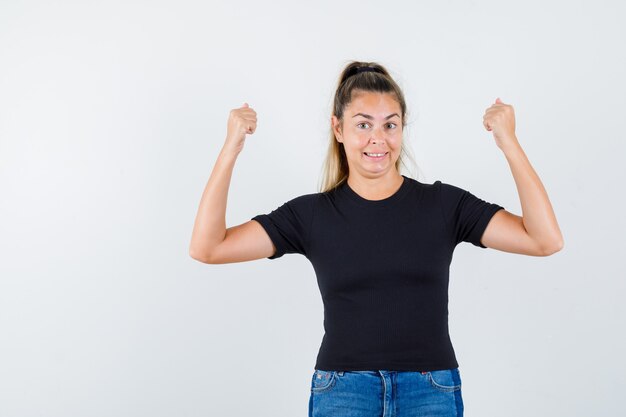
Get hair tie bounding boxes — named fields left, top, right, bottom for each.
left=340, top=66, right=382, bottom=85
left=355, top=66, right=379, bottom=74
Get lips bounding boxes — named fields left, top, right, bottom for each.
left=363, top=152, right=388, bottom=161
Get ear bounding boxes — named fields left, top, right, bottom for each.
left=331, top=115, right=342, bottom=142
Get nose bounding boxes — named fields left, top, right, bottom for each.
left=370, top=126, right=386, bottom=144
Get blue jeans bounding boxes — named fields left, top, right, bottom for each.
left=309, top=368, right=463, bottom=417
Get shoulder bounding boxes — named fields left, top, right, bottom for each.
left=403, top=176, right=442, bottom=188
left=402, top=176, right=448, bottom=196
left=434, top=180, right=464, bottom=193
left=269, top=192, right=322, bottom=220
left=434, top=180, right=472, bottom=201
left=284, top=192, right=322, bottom=207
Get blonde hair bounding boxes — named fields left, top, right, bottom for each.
left=318, top=60, right=418, bottom=193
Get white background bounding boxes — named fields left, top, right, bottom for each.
left=1, top=0, right=624, bottom=416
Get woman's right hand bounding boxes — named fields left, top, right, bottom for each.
left=224, top=102, right=257, bottom=155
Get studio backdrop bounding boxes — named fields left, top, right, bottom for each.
left=1, top=1, right=624, bottom=416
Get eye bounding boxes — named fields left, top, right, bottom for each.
left=357, top=122, right=398, bottom=129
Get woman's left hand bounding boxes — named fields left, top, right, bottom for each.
left=483, top=97, right=519, bottom=150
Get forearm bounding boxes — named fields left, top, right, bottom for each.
left=502, top=139, right=564, bottom=251
left=189, top=145, right=239, bottom=259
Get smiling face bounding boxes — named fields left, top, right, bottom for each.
left=331, top=90, right=403, bottom=181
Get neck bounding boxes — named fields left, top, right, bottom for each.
left=347, top=171, right=404, bottom=201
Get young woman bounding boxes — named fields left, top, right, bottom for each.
left=189, top=61, right=563, bottom=417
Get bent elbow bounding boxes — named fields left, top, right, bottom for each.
left=189, top=247, right=214, bottom=264
left=540, top=237, right=564, bottom=256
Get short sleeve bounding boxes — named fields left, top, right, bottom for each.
left=251, top=193, right=318, bottom=259
left=438, top=181, right=505, bottom=248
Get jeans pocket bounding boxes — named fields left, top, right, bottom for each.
left=427, top=367, right=462, bottom=393
left=311, top=369, right=338, bottom=393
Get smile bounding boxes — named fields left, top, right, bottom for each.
left=363, top=152, right=388, bottom=160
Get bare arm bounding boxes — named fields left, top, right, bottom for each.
left=479, top=98, right=564, bottom=256
left=480, top=142, right=563, bottom=256
left=189, top=103, right=277, bottom=264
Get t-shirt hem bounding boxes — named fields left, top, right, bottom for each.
left=250, top=215, right=284, bottom=259
left=314, top=360, right=459, bottom=372
left=471, top=205, right=505, bottom=248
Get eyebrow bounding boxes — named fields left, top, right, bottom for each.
left=352, top=113, right=400, bottom=120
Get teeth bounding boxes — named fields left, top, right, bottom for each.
left=366, top=153, right=385, bottom=157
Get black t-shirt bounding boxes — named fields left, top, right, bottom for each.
left=251, top=175, right=504, bottom=372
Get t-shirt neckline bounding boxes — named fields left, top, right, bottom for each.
left=339, top=175, right=411, bottom=208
